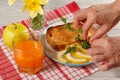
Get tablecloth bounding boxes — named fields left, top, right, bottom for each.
left=0, top=1, right=99, bottom=80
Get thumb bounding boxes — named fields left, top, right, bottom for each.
left=90, top=24, right=110, bottom=42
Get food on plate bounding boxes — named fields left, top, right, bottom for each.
left=56, top=43, right=92, bottom=64
left=3, top=23, right=29, bottom=50
left=46, top=22, right=80, bottom=51
left=46, top=22, right=95, bottom=51
left=46, top=19, right=95, bottom=64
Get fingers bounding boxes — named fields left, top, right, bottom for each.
left=74, top=17, right=83, bottom=28
left=74, top=11, right=86, bottom=28
left=90, top=24, right=110, bottom=42
left=98, top=60, right=115, bottom=71
left=90, top=38, right=106, bottom=47
left=88, top=48, right=106, bottom=63
left=92, top=55, right=106, bottom=63
left=82, top=13, right=96, bottom=39
left=82, top=19, right=94, bottom=39
left=88, top=48, right=105, bottom=56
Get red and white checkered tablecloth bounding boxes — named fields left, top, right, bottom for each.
left=0, top=1, right=99, bottom=80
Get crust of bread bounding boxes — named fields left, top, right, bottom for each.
left=46, top=22, right=95, bottom=51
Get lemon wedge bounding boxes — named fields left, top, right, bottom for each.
left=40, top=0, right=49, bottom=5
left=56, top=50, right=67, bottom=63
left=77, top=44, right=88, bottom=54
left=65, top=53, right=87, bottom=64
left=73, top=51, right=92, bottom=60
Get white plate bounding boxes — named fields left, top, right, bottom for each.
left=41, top=20, right=92, bottom=66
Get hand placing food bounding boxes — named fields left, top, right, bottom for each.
left=74, top=0, right=120, bottom=70
left=88, top=37, right=120, bottom=71
left=74, top=1, right=120, bottom=41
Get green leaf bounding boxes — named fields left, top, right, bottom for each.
left=65, top=46, right=76, bottom=54
left=75, top=34, right=80, bottom=41
left=61, top=18, right=67, bottom=24
left=66, top=23, right=73, bottom=31
left=82, top=40, right=91, bottom=49
left=77, top=28, right=83, bottom=33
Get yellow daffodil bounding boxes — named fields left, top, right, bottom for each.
left=8, top=0, right=16, bottom=6
left=22, top=0, right=43, bottom=18
left=8, top=0, right=48, bottom=18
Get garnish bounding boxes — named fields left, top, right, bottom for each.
left=65, top=46, right=76, bottom=54
left=61, top=17, right=67, bottom=24
left=61, top=18, right=73, bottom=31
left=82, top=40, right=91, bottom=49
left=77, top=28, right=83, bottom=33
left=75, top=34, right=80, bottom=41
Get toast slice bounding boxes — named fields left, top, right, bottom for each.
left=46, top=23, right=80, bottom=51
left=46, top=22, right=95, bottom=51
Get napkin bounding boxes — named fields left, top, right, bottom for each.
left=0, top=1, right=99, bottom=80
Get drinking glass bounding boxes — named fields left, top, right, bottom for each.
left=13, top=32, right=44, bottom=74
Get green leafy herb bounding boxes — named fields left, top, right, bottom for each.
left=66, top=23, right=73, bottom=30
left=65, top=46, right=76, bottom=54
left=61, top=17, right=73, bottom=31
left=61, top=18, right=67, bottom=24
left=82, top=40, right=91, bottom=49
left=75, top=34, right=80, bottom=41
left=77, top=28, right=83, bottom=33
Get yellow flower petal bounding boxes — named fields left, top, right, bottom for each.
left=38, top=5, right=44, bottom=14
left=8, top=0, right=16, bottom=6
left=29, top=10, right=38, bottom=18
left=22, top=0, right=44, bottom=18
left=40, top=0, right=49, bottom=5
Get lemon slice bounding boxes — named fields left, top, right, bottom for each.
left=56, top=50, right=67, bottom=63
left=65, top=53, right=87, bottom=64
left=77, top=44, right=88, bottom=54
left=73, top=51, right=92, bottom=60
left=40, top=0, right=49, bottom=5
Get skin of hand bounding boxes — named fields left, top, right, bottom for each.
left=88, top=37, right=120, bottom=71
left=74, top=1, right=120, bottom=41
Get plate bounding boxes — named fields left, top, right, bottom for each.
left=41, top=20, right=93, bottom=66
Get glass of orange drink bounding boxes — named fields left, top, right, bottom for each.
left=13, top=32, right=44, bottom=74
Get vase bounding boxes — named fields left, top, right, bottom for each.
left=30, top=6, right=45, bottom=30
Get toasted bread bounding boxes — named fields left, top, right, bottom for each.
left=46, top=22, right=95, bottom=51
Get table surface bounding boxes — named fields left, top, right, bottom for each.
left=0, top=0, right=120, bottom=80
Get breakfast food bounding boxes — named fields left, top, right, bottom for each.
left=46, top=22, right=95, bottom=51
left=46, top=21, right=95, bottom=64
left=56, top=43, right=92, bottom=64
left=46, top=22, right=80, bottom=51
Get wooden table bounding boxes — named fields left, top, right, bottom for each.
left=0, top=0, right=120, bottom=80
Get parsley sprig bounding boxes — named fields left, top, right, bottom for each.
left=65, top=46, right=76, bottom=54
left=82, top=40, right=91, bottom=49
left=61, top=18, right=73, bottom=30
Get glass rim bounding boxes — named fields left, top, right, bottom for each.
left=12, top=32, right=43, bottom=52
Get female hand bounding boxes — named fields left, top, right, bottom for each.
left=88, top=37, right=120, bottom=71
left=74, top=1, right=120, bottom=41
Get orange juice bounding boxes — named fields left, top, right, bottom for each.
left=14, top=40, right=44, bottom=74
